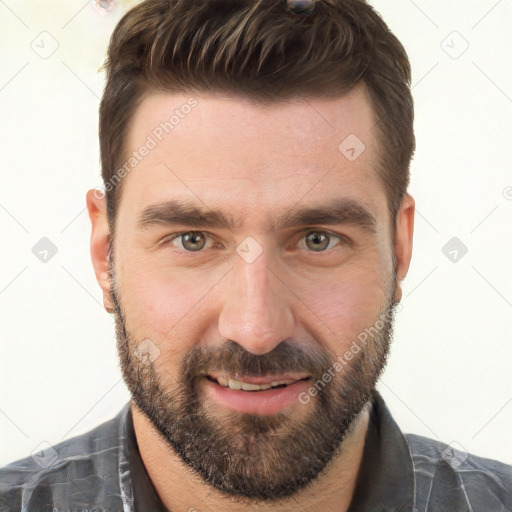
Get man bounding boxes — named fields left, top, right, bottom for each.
left=1, top=0, right=510, bottom=510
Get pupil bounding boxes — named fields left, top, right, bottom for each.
left=183, top=232, right=205, bottom=251
left=307, top=232, right=328, bottom=251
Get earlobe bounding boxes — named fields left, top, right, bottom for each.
left=393, top=193, right=415, bottom=303
left=86, top=189, right=114, bottom=313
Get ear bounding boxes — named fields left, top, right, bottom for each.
left=393, top=193, right=415, bottom=303
left=86, top=189, right=114, bottom=313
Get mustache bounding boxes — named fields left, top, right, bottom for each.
left=181, top=340, right=333, bottom=380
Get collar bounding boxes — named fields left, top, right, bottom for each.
left=118, top=401, right=169, bottom=512
left=347, top=390, right=415, bottom=511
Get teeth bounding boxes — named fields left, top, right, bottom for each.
left=241, top=382, right=263, bottom=391
left=217, top=376, right=229, bottom=387
left=228, top=378, right=242, bottom=390
left=215, top=377, right=297, bottom=391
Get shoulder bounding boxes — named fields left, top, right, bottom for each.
left=0, top=405, right=129, bottom=512
left=404, top=433, right=512, bottom=511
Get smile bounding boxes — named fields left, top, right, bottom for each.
left=206, top=375, right=309, bottom=392
left=202, top=374, right=313, bottom=415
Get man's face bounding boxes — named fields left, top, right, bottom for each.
left=97, top=84, right=410, bottom=500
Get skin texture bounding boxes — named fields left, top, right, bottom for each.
left=86, top=82, right=415, bottom=511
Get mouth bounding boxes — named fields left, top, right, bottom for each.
left=202, top=374, right=313, bottom=415
left=205, top=374, right=311, bottom=392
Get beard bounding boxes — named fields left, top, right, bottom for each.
left=109, top=256, right=399, bottom=502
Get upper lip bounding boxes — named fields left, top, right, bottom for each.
left=206, top=373, right=311, bottom=385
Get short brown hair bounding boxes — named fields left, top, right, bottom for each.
left=99, top=0, right=414, bottom=236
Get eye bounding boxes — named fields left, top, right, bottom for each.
left=166, top=231, right=217, bottom=252
left=299, top=230, right=347, bottom=252
left=161, top=229, right=349, bottom=254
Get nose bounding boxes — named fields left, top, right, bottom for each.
left=218, top=246, right=295, bottom=355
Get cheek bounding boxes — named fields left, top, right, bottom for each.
left=292, top=257, right=388, bottom=353
left=116, top=238, right=390, bottom=363
left=118, top=261, right=223, bottom=358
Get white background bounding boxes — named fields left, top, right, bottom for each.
left=0, top=0, right=511, bottom=466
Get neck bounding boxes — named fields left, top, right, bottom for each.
left=132, top=402, right=370, bottom=512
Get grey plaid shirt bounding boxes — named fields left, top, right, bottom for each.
left=1, top=391, right=510, bottom=511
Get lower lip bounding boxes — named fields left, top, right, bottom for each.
left=203, top=378, right=312, bottom=415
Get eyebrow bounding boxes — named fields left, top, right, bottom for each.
left=137, top=197, right=378, bottom=234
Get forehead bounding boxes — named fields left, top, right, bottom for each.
left=117, top=85, right=387, bottom=232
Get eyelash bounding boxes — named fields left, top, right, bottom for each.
left=161, top=230, right=350, bottom=254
